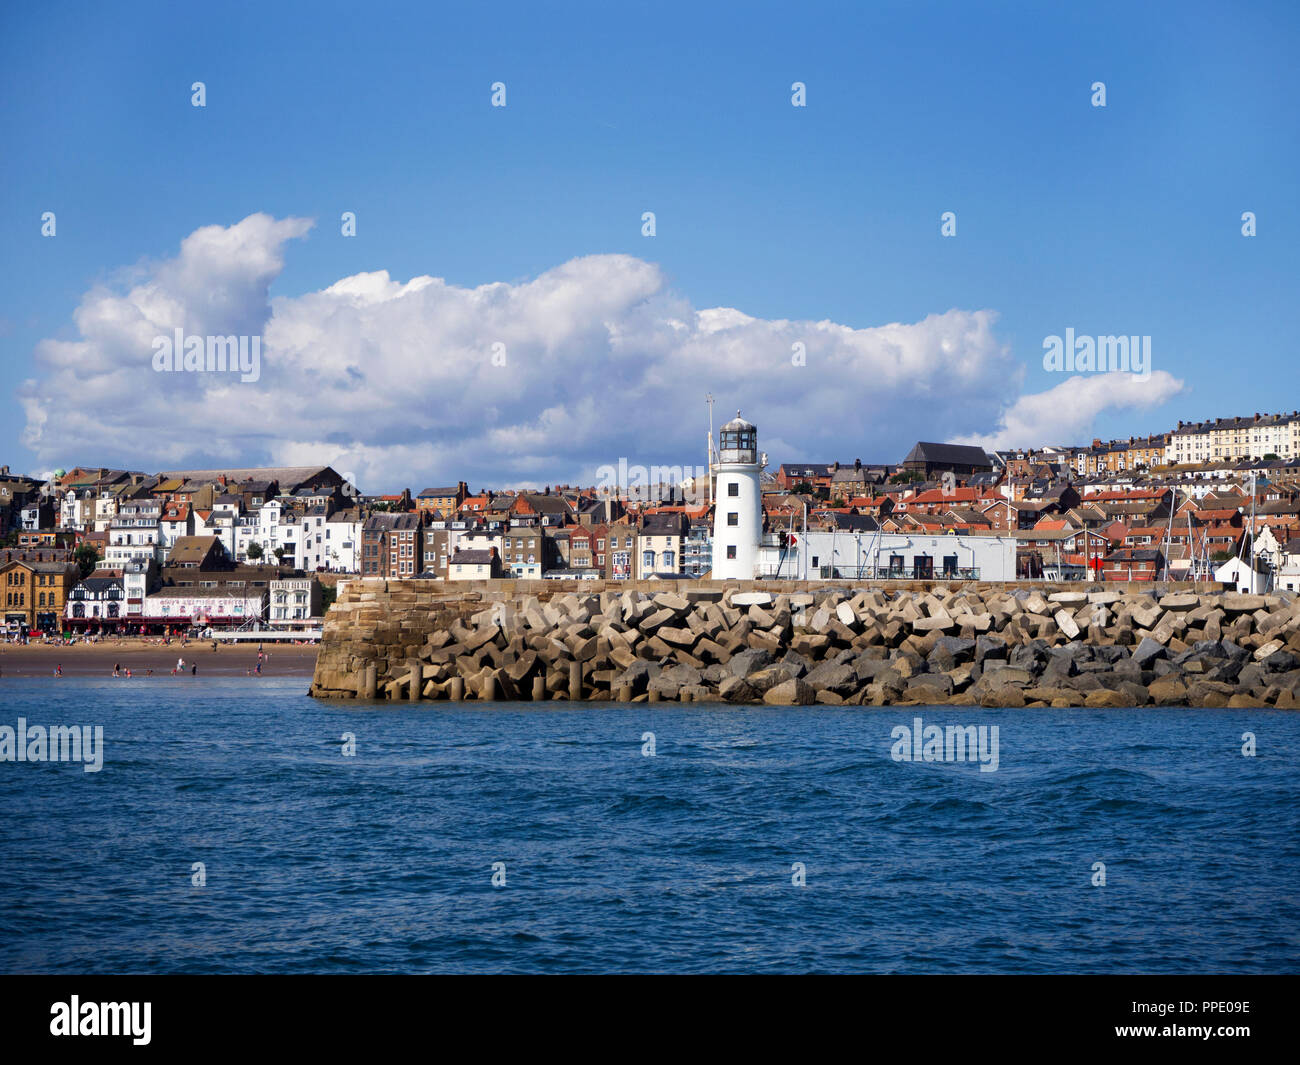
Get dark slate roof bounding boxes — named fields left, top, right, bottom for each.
left=641, top=513, right=689, bottom=534
left=826, top=513, right=880, bottom=532
left=830, top=467, right=873, bottom=483
left=450, top=550, right=496, bottom=565
left=520, top=494, right=573, bottom=514
left=903, top=442, right=993, bottom=468
left=160, top=466, right=340, bottom=491
left=779, top=463, right=832, bottom=478
left=364, top=513, right=420, bottom=531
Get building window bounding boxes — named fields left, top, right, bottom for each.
left=642, top=551, right=655, bottom=569
left=727, top=512, right=738, bottom=526
left=728, top=482, right=739, bottom=497
left=726, top=545, right=736, bottom=559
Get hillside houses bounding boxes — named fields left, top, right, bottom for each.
left=6, top=407, right=1300, bottom=626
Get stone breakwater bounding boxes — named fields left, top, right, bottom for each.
left=310, top=580, right=1300, bottom=708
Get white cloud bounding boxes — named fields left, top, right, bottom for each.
left=20, top=213, right=1184, bottom=491
left=954, top=371, right=1185, bottom=451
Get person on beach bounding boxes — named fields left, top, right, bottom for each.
left=191, top=664, right=197, bottom=676
left=177, top=657, right=185, bottom=672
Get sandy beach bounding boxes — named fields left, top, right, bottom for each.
left=0, top=639, right=319, bottom=679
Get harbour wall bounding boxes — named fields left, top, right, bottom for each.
left=309, top=578, right=1300, bottom=708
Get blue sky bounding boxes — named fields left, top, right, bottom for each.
left=2, top=0, right=1297, bottom=491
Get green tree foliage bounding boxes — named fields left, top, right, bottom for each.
left=73, top=543, right=100, bottom=580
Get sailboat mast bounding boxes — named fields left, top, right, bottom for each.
left=705, top=393, right=715, bottom=507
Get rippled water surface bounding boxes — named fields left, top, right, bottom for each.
left=1, top=678, right=1297, bottom=973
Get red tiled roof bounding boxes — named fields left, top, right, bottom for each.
left=908, top=487, right=981, bottom=505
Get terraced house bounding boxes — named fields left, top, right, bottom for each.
left=1, top=549, right=79, bottom=632
left=501, top=521, right=543, bottom=578
left=1073, top=434, right=1167, bottom=476
left=637, top=512, right=688, bottom=579
left=415, top=482, right=468, bottom=518
left=362, top=512, right=422, bottom=578
left=1168, top=411, right=1300, bottom=464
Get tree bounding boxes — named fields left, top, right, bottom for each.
left=73, top=543, right=100, bottom=580
left=321, top=585, right=338, bottom=613
left=246, top=541, right=264, bottom=561
left=273, top=546, right=286, bottom=564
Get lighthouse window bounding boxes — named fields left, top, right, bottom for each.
left=726, top=512, right=738, bottom=526
left=726, top=545, right=737, bottom=559
left=727, top=482, right=739, bottom=497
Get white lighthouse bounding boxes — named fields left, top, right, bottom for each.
left=711, top=411, right=764, bottom=579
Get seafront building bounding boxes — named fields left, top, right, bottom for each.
left=758, top=531, right=1017, bottom=582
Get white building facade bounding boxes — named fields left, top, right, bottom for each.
left=758, top=531, right=1018, bottom=582
left=104, top=499, right=163, bottom=567
left=269, top=577, right=322, bottom=624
